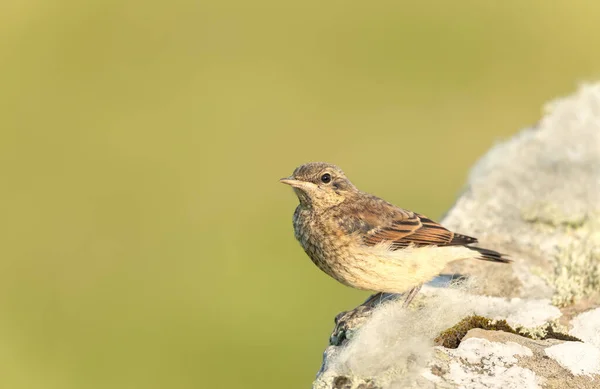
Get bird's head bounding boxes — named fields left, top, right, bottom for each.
left=280, top=162, right=357, bottom=209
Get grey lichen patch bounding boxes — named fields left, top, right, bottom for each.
left=524, top=208, right=600, bottom=307
left=521, top=202, right=588, bottom=229
left=540, top=229, right=600, bottom=307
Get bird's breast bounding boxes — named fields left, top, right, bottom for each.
left=292, top=208, right=356, bottom=281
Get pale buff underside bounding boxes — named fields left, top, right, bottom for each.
left=329, top=242, right=477, bottom=294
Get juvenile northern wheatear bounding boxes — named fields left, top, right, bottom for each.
left=281, top=162, right=509, bottom=306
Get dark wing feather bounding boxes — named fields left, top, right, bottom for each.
left=362, top=211, right=421, bottom=246
left=363, top=212, right=478, bottom=250
left=338, top=197, right=509, bottom=263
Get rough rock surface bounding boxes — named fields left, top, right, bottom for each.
left=313, top=84, right=600, bottom=389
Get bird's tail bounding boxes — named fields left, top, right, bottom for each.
left=468, top=246, right=511, bottom=263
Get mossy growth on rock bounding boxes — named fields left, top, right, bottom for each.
left=435, top=315, right=518, bottom=348
left=541, top=324, right=582, bottom=342
left=435, top=315, right=581, bottom=349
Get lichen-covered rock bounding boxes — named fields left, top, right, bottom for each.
left=436, top=335, right=538, bottom=389
left=313, top=84, right=600, bottom=389
left=569, top=307, right=600, bottom=347
left=442, top=84, right=600, bottom=305
left=442, top=329, right=599, bottom=389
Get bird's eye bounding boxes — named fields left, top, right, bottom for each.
left=321, top=173, right=332, bottom=184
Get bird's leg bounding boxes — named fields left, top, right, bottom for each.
left=402, top=284, right=422, bottom=308
left=362, top=292, right=384, bottom=307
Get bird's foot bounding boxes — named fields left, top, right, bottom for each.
left=330, top=305, right=372, bottom=346
left=329, top=288, right=422, bottom=346
left=330, top=292, right=397, bottom=345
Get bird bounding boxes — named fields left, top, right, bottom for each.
left=280, top=162, right=509, bottom=307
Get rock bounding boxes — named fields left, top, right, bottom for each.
left=439, top=329, right=599, bottom=389
left=568, top=307, right=600, bottom=348
left=313, top=84, right=600, bottom=388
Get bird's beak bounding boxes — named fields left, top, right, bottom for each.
left=279, top=177, right=301, bottom=187
left=280, top=177, right=316, bottom=191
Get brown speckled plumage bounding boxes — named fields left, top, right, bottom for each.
left=281, top=162, right=509, bottom=300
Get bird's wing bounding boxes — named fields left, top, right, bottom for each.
left=361, top=209, right=477, bottom=250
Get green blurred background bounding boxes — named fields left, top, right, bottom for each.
left=1, top=1, right=600, bottom=388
